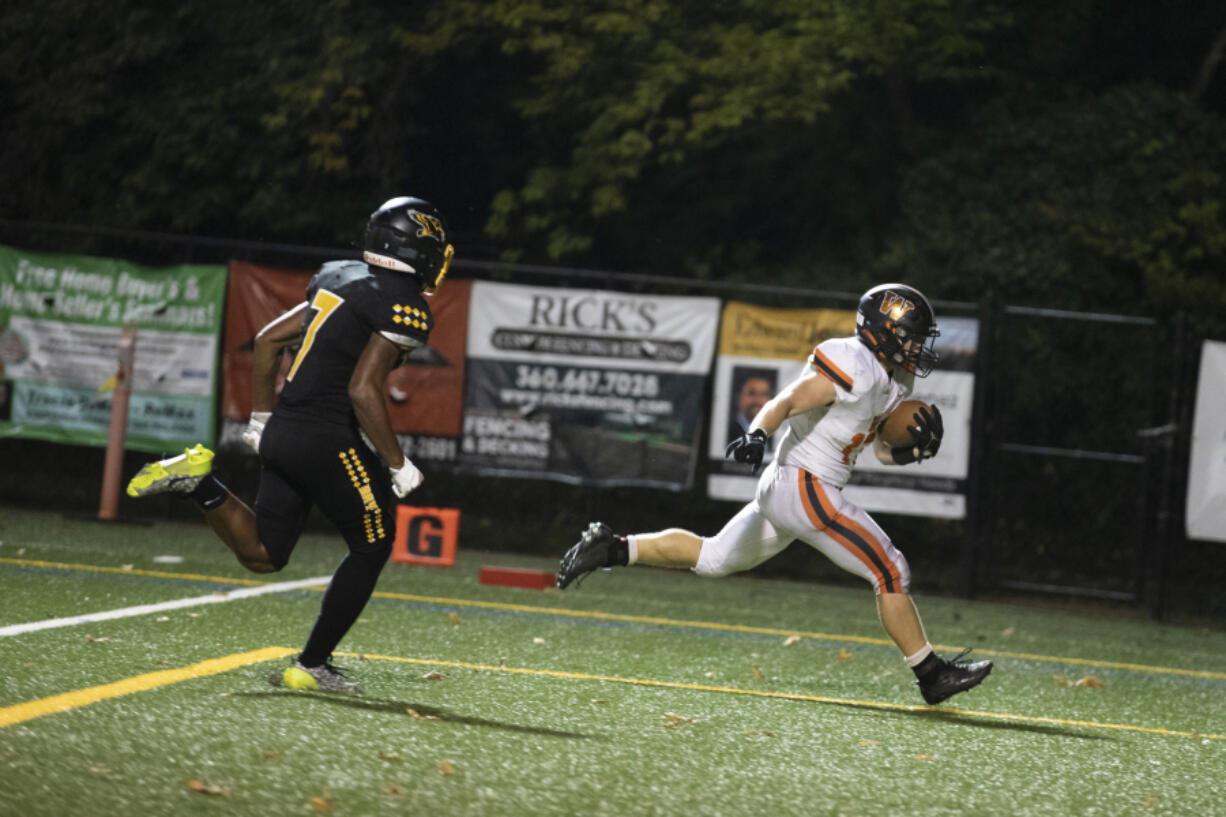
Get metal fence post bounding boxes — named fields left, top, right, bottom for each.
left=1149, top=311, right=1189, bottom=621
left=960, top=291, right=996, bottom=598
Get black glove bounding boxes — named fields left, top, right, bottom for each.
left=725, top=428, right=768, bottom=475
left=891, top=405, right=943, bottom=465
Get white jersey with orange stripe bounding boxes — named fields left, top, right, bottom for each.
left=774, top=336, right=914, bottom=487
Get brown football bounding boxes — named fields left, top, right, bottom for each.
left=878, top=400, right=931, bottom=448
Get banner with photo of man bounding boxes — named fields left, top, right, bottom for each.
left=708, top=300, right=978, bottom=519
left=461, top=281, right=720, bottom=488
left=0, top=244, right=226, bottom=452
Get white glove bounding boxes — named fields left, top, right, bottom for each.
left=390, top=458, right=424, bottom=498
left=241, top=411, right=271, bottom=453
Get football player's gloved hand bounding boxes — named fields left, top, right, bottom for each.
left=390, top=458, right=424, bottom=498
left=725, top=428, right=769, bottom=475
left=892, top=404, right=943, bottom=464
left=241, top=411, right=271, bottom=453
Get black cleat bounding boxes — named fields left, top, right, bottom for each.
left=916, top=649, right=993, bottom=705
left=557, top=522, right=617, bottom=589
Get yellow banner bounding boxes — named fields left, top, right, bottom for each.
left=718, top=302, right=856, bottom=360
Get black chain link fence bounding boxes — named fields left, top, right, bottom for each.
left=0, top=222, right=1217, bottom=624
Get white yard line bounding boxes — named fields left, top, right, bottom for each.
left=0, top=575, right=333, bottom=637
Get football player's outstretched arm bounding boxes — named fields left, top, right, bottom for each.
left=251, top=302, right=309, bottom=413
left=749, top=368, right=836, bottom=435
left=349, top=332, right=406, bottom=469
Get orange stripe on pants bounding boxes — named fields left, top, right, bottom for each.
left=797, top=470, right=901, bottom=593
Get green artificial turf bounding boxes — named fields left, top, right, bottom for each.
left=1, top=506, right=1223, bottom=817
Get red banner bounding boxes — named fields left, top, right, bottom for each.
left=222, top=261, right=471, bottom=438
left=222, top=261, right=310, bottom=420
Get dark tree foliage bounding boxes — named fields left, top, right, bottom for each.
left=1, top=0, right=1223, bottom=318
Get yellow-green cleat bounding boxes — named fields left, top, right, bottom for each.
left=125, top=444, right=214, bottom=498
left=283, top=660, right=361, bottom=694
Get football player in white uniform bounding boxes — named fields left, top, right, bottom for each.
left=557, top=283, right=992, bottom=705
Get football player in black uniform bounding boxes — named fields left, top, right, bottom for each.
left=127, top=196, right=454, bottom=693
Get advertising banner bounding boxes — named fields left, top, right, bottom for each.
left=220, top=261, right=474, bottom=465
left=460, top=281, right=719, bottom=488
left=0, top=244, right=226, bottom=452
left=1186, top=340, right=1226, bottom=542
left=707, top=301, right=977, bottom=519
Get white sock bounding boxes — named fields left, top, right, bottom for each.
left=904, top=643, right=934, bottom=667
left=625, top=535, right=638, bottom=566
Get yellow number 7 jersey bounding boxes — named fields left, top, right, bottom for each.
left=276, top=259, right=433, bottom=426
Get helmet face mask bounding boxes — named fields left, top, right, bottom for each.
left=855, top=284, right=940, bottom=377
left=363, top=196, right=455, bottom=294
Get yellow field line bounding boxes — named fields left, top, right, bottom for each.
left=365, top=589, right=1226, bottom=682
left=0, top=646, right=295, bottom=728
left=0, top=556, right=267, bottom=587
left=5, top=556, right=1225, bottom=681
left=348, top=651, right=1226, bottom=742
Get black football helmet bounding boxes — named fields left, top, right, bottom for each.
left=363, top=196, right=455, bottom=293
left=855, top=283, right=940, bottom=377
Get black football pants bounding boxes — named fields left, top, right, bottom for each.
left=255, top=415, right=395, bottom=665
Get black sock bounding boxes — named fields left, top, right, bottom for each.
left=189, top=474, right=230, bottom=511
left=300, top=548, right=389, bottom=667
left=605, top=535, right=630, bottom=567
left=912, top=651, right=945, bottom=682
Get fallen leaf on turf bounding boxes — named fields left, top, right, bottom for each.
left=1002, top=626, right=1015, bottom=636
left=783, top=635, right=801, bottom=646
left=914, top=754, right=935, bottom=761
left=448, top=613, right=461, bottom=625
left=422, top=671, right=445, bottom=681
left=16, top=548, right=25, bottom=556
left=752, top=665, right=764, bottom=679
left=357, top=618, right=369, bottom=623
left=836, top=648, right=853, bottom=661
left=1144, top=794, right=1154, bottom=808
left=186, top=779, right=229, bottom=797
left=310, top=794, right=332, bottom=811
left=406, top=708, right=440, bottom=720
left=664, top=712, right=697, bottom=728
left=591, top=698, right=608, bottom=704
left=859, top=741, right=880, bottom=746
left=90, top=765, right=112, bottom=775
left=85, top=635, right=112, bottom=643
left=1074, top=676, right=1103, bottom=688
left=120, top=564, right=134, bottom=571
left=384, top=785, right=401, bottom=795
left=187, top=612, right=202, bottom=618
left=704, top=671, right=719, bottom=678
left=156, top=616, right=170, bottom=622
left=378, top=751, right=402, bottom=761
left=533, top=637, right=546, bottom=644
left=438, top=759, right=456, bottom=776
